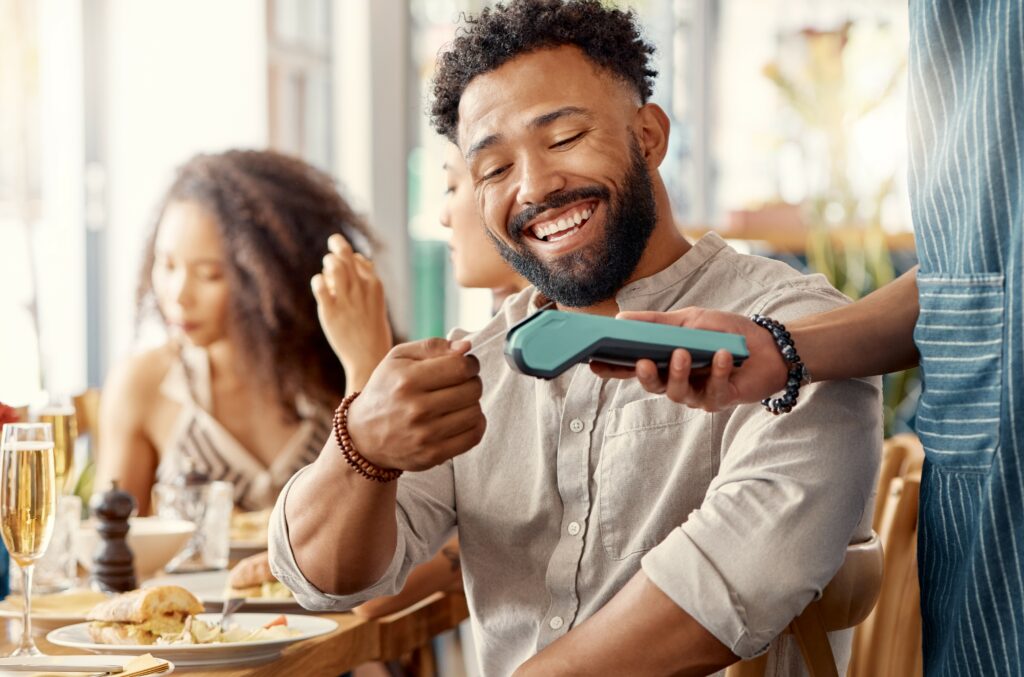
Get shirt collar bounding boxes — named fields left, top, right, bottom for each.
left=615, top=232, right=728, bottom=311
left=528, top=232, right=730, bottom=313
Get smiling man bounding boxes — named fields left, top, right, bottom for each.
left=269, top=2, right=881, bottom=675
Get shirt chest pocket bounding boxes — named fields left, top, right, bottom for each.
left=598, top=397, right=714, bottom=560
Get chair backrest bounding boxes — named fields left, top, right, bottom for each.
left=71, top=388, right=102, bottom=502
left=848, top=436, right=924, bottom=677
left=73, top=388, right=101, bottom=442
left=871, top=433, right=924, bottom=534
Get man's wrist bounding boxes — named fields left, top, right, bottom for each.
left=335, top=393, right=402, bottom=483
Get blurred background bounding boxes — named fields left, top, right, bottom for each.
left=0, top=0, right=919, bottom=433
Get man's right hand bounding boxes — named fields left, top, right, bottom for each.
left=347, top=338, right=486, bottom=471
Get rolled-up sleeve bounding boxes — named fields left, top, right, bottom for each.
left=268, top=459, right=458, bottom=612
left=642, top=376, right=881, bottom=657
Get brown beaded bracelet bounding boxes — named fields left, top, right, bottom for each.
left=332, top=392, right=403, bottom=483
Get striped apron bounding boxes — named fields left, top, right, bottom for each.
left=909, top=1, right=1023, bottom=674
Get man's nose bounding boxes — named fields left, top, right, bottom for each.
left=515, top=155, right=566, bottom=208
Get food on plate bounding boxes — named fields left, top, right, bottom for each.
left=86, top=585, right=204, bottom=645
left=86, top=585, right=299, bottom=645
left=230, top=509, right=272, bottom=544
left=226, top=551, right=293, bottom=600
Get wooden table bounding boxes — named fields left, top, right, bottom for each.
left=0, top=591, right=470, bottom=675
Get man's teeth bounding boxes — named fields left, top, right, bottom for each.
left=534, top=207, right=593, bottom=240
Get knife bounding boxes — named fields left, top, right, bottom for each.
left=0, top=664, right=123, bottom=674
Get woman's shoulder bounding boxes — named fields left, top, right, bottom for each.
left=103, top=343, right=179, bottom=411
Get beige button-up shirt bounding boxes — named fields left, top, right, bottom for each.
left=270, top=234, right=882, bottom=676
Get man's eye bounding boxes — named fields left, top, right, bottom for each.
left=483, top=165, right=509, bottom=181
left=552, top=131, right=585, bottom=148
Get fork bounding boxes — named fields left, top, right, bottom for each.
left=218, top=596, right=246, bottom=631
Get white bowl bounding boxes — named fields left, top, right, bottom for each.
left=75, top=517, right=196, bottom=578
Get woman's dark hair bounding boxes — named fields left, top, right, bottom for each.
left=430, top=0, right=657, bottom=142
left=137, top=149, right=378, bottom=420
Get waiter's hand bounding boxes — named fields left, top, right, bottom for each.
left=590, top=308, right=788, bottom=412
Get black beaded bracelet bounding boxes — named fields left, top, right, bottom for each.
left=750, top=314, right=809, bottom=415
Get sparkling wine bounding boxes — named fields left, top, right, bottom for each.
left=38, top=407, right=76, bottom=493
left=0, top=441, right=57, bottom=567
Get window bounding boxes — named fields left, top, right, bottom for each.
left=0, top=0, right=43, bottom=404
left=267, top=0, right=334, bottom=172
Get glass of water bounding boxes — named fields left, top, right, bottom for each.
left=153, top=480, right=232, bottom=572
left=11, top=494, right=81, bottom=594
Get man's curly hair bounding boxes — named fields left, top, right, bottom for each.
left=137, top=150, right=379, bottom=421
left=430, top=0, right=657, bottom=142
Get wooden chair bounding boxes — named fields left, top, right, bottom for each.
left=724, top=534, right=884, bottom=677
left=726, top=434, right=926, bottom=677
left=376, top=590, right=470, bottom=677
left=72, top=388, right=102, bottom=499
left=848, top=435, right=924, bottom=677
left=73, top=388, right=101, bottom=444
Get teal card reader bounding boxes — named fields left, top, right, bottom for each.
left=504, top=309, right=749, bottom=380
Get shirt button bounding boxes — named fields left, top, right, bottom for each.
left=569, top=418, right=584, bottom=433
left=567, top=521, right=581, bottom=536
left=549, top=616, right=564, bottom=630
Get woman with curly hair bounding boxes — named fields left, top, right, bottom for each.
left=96, top=149, right=392, bottom=513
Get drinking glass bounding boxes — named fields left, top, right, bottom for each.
left=10, top=494, right=82, bottom=594
left=153, top=480, right=233, bottom=572
left=0, top=423, right=58, bottom=656
left=37, top=402, right=77, bottom=495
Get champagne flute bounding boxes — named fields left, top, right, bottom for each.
left=37, top=403, right=77, bottom=495
left=0, top=423, right=57, bottom=657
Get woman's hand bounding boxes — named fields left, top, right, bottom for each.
left=312, top=234, right=394, bottom=393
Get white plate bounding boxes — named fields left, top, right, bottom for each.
left=228, top=540, right=267, bottom=560
left=46, top=613, right=336, bottom=668
left=0, top=589, right=112, bottom=631
left=0, top=653, right=174, bottom=676
left=142, top=572, right=301, bottom=612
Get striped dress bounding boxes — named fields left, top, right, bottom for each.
left=909, top=1, right=1023, bottom=674
left=155, top=344, right=332, bottom=511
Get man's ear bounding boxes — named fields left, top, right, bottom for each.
left=635, top=103, right=671, bottom=167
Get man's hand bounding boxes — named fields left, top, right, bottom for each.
left=312, top=234, right=394, bottom=391
left=227, top=551, right=272, bottom=590
left=513, top=571, right=736, bottom=676
left=590, top=307, right=788, bottom=412
left=347, top=338, right=486, bottom=471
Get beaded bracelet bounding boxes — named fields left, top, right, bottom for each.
left=750, top=314, right=810, bottom=415
left=332, top=392, right=403, bottom=483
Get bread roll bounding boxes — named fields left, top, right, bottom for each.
left=227, top=552, right=274, bottom=590
left=87, top=585, right=204, bottom=623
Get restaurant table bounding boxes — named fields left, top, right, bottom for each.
left=0, top=591, right=470, bottom=675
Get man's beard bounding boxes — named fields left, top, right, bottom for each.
left=488, top=138, right=656, bottom=308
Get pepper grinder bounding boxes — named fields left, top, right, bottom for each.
left=90, top=480, right=137, bottom=592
